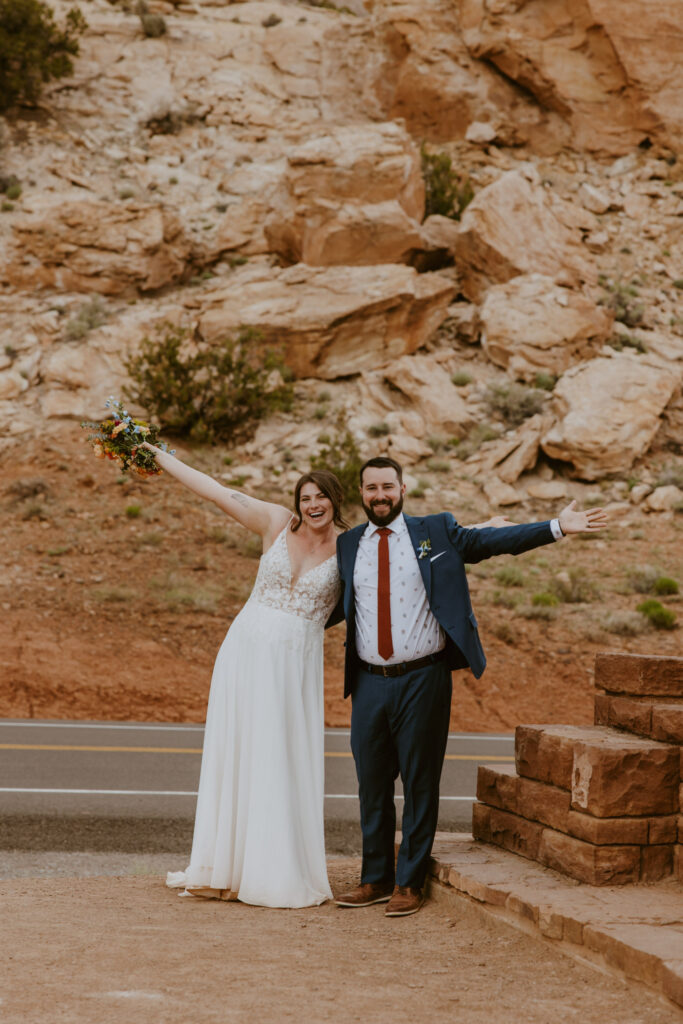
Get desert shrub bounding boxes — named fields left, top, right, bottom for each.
left=608, top=333, right=647, bottom=354
left=452, top=423, right=501, bottom=461
left=65, top=296, right=107, bottom=340
left=627, top=564, right=662, bottom=594
left=421, top=145, right=474, bottom=221
left=601, top=610, right=649, bottom=636
left=495, top=564, right=524, bottom=588
left=491, top=590, right=518, bottom=608
left=657, top=463, right=683, bottom=488
left=452, top=371, right=472, bottom=387
left=550, top=570, right=597, bottom=603
left=485, top=381, right=546, bottom=428
left=519, top=605, right=557, bottom=621
left=636, top=599, right=677, bottom=630
left=5, top=183, right=21, bottom=200
left=492, top=621, right=516, bottom=644
left=597, top=276, right=644, bottom=328
left=136, top=0, right=165, bottom=36
left=125, top=325, right=293, bottom=444
left=533, top=372, right=557, bottom=391
left=409, top=482, right=427, bottom=499
left=654, top=576, right=679, bottom=596
left=368, top=422, right=390, bottom=437
left=532, top=592, right=559, bottom=607
left=125, top=503, right=142, bottom=518
left=310, top=416, right=363, bottom=505
left=426, top=458, right=450, bottom=473
left=0, top=0, right=87, bottom=110
left=6, top=477, right=49, bottom=500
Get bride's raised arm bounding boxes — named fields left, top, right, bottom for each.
left=143, top=442, right=291, bottom=542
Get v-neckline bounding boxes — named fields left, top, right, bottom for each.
left=282, top=526, right=335, bottom=590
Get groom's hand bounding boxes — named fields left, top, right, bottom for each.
left=558, top=500, right=608, bottom=535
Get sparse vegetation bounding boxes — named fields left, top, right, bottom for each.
left=532, top=592, right=559, bottom=607
left=309, top=416, right=363, bottom=505
left=136, top=0, right=166, bottom=37
left=452, top=423, right=501, bottom=461
left=654, top=576, right=679, bottom=596
left=636, top=599, right=677, bottom=630
left=598, top=275, right=645, bottom=328
left=608, top=333, right=647, bottom=354
left=125, top=325, right=293, bottom=444
left=452, top=371, right=472, bottom=387
left=125, top=503, right=142, bottom=519
left=0, top=0, right=87, bottom=111
left=65, top=297, right=108, bottom=340
left=421, top=145, right=474, bottom=221
left=491, top=590, right=518, bottom=608
left=5, top=183, right=21, bottom=200
left=485, top=381, right=546, bottom=428
left=426, top=458, right=450, bottom=473
left=495, top=565, right=524, bottom=588
left=601, top=610, right=649, bottom=636
left=368, top=422, right=390, bottom=437
left=533, top=372, right=557, bottom=391
left=657, top=463, right=683, bottom=488
left=550, top=570, right=597, bottom=603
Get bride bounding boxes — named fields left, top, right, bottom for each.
left=145, top=442, right=347, bottom=908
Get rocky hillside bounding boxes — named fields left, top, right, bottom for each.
left=0, top=0, right=682, bottom=725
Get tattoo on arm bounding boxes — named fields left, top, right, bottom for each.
left=228, top=491, right=250, bottom=508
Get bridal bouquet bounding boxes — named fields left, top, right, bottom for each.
left=81, top=397, right=174, bottom=476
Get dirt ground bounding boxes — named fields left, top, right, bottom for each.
left=1, top=427, right=681, bottom=730
left=0, top=859, right=681, bottom=1024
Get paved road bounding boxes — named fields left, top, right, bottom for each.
left=0, top=719, right=514, bottom=855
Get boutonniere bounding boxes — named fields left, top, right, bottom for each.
left=417, top=539, right=431, bottom=559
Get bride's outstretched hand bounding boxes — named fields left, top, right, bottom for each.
left=558, top=500, right=608, bottom=535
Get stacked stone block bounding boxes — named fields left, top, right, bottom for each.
left=472, top=654, right=683, bottom=885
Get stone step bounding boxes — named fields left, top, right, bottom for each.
left=472, top=802, right=674, bottom=885
left=595, top=653, right=683, bottom=698
left=515, top=724, right=679, bottom=817
left=477, top=764, right=678, bottom=845
left=595, top=693, right=683, bottom=743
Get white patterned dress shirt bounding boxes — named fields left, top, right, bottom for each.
left=353, top=515, right=564, bottom=666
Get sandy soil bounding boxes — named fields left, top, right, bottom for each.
left=1, top=859, right=681, bottom=1024
left=1, top=427, right=681, bottom=730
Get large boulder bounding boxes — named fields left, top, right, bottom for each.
left=196, top=263, right=456, bottom=379
left=480, top=274, right=613, bottom=381
left=5, top=200, right=191, bottom=296
left=456, top=0, right=674, bottom=154
left=454, top=170, right=596, bottom=301
left=264, top=123, right=424, bottom=266
left=541, top=353, right=681, bottom=479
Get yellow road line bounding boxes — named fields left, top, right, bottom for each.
left=0, top=743, right=513, bottom=761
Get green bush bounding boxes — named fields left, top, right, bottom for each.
left=421, top=145, right=474, bottom=221
left=309, top=416, right=363, bottom=505
left=597, top=277, right=644, bottom=328
left=533, top=372, right=557, bottom=391
left=654, top=576, right=679, bottom=596
left=368, top=422, right=390, bottom=438
left=452, top=371, right=472, bottom=387
left=485, top=381, right=546, bottom=428
left=491, top=590, right=518, bottom=608
left=627, top=564, right=660, bottom=594
left=532, top=592, right=559, bottom=607
left=495, top=564, right=524, bottom=588
left=136, top=0, right=165, bottom=36
left=608, top=333, right=647, bottom=354
left=125, top=325, right=293, bottom=444
left=5, top=183, right=21, bottom=200
left=125, top=503, right=142, bottom=519
left=601, top=610, right=648, bottom=636
left=0, top=0, right=86, bottom=110
left=636, top=599, right=677, bottom=630
left=65, top=296, right=107, bottom=340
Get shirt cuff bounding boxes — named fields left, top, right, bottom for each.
left=550, top=518, right=564, bottom=541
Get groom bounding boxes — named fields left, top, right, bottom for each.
left=333, top=456, right=607, bottom=917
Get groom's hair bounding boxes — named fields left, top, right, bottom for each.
left=359, top=456, right=403, bottom=485
left=291, top=471, right=350, bottom=532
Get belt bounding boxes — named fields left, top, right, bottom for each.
left=362, top=651, right=446, bottom=678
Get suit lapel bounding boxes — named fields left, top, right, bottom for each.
left=405, top=515, right=432, bottom=602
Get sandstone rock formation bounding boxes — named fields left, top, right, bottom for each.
left=454, top=170, right=596, bottom=301
left=264, top=123, right=425, bottom=266
left=479, top=274, right=613, bottom=381
left=196, top=263, right=456, bottom=379
left=541, top=353, right=681, bottom=479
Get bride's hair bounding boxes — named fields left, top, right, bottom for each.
left=292, top=471, right=350, bottom=532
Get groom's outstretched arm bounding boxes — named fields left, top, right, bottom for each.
left=450, top=500, right=608, bottom=564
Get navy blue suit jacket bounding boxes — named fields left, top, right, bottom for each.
left=328, top=513, right=555, bottom=699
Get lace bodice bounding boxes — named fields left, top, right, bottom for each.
left=249, top=525, right=341, bottom=626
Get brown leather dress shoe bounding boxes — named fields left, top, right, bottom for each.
left=335, top=882, right=394, bottom=907
left=384, top=886, right=424, bottom=917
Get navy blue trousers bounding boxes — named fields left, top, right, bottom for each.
left=350, top=661, right=452, bottom=889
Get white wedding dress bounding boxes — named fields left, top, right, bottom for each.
left=167, top=522, right=340, bottom=908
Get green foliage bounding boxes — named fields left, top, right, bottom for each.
left=636, top=599, right=677, bottom=630
left=533, top=372, right=557, bottom=391
left=491, top=590, right=518, bottom=608
left=0, top=0, right=86, bottom=110
left=136, top=0, right=166, bottom=36
left=309, top=416, right=363, bottom=506
left=654, top=576, right=679, bottom=596
left=627, top=564, right=659, bottom=594
left=608, top=333, right=647, bottom=354
left=597, top=276, right=644, bottom=328
left=65, top=296, right=107, bottom=340
left=550, top=570, right=597, bottom=603
left=5, top=183, right=21, bottom=200
left=485, top=381, right=546, bottom=428
left=532, top=592, right=559, bottom=607
left=368, top=422, right=390, bottom=437
left=421, top=145, right=474, bottom=221
left=125, top=503, right=142, bottom=519
left=601, top=610, right=648, bottom=636
left=452, top=371, right=472, bottom=387
left=452, top=423, right=500, bottom=461
left=673, top=280, right=683, bottom=290
left=495, top=564, right=524, bottom=588
left=426, top=457, right=450, bottom=473
left=125, top=325, right=293, bottom=444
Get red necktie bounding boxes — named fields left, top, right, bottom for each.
left=377, top=527, right=393, bottom=660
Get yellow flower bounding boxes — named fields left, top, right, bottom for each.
left=111, top=422, right=127, bottom=437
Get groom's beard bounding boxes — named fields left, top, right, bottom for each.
left=363, top=493, right=404, bottom=527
